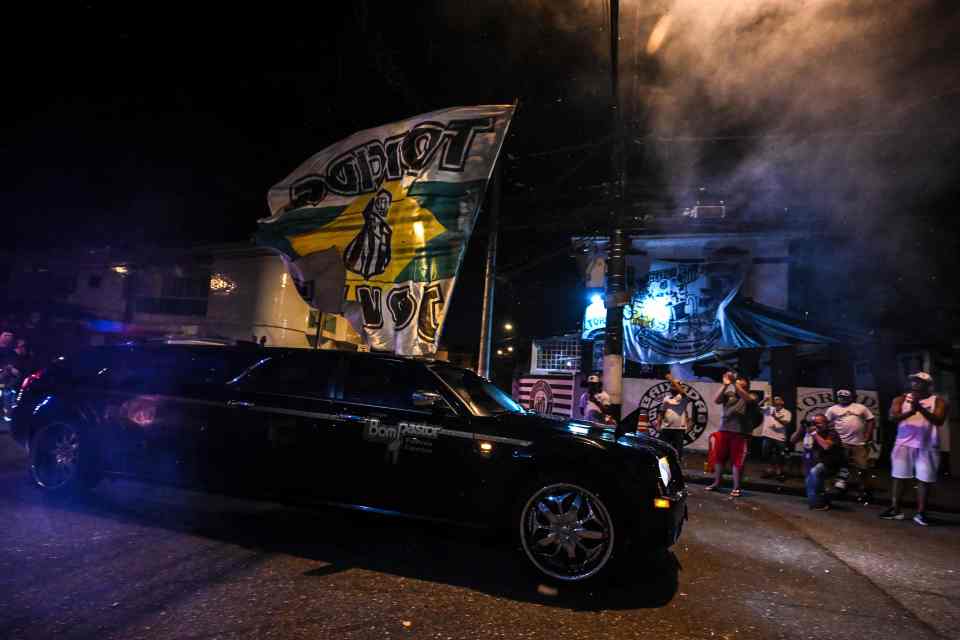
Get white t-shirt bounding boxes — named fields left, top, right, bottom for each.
left=824, top=402, right=874, bottom=446
left=760, top=406, right=792, bottom=441
left=660, top=394, right=690, bottom=430
left=894, top=394, right=940, bottom=450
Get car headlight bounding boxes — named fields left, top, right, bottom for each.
left=658, top=456, right=672, bottom=487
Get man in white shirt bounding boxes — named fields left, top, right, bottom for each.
left=881, top=372, right=948, bottom=526
left=657, top=373, right=691, bottom=460
left=824, top=389, right=876, bottom=503
left=760, top=396, right=792, bottom=481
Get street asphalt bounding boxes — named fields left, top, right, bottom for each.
left=0, top=436, right=958, bottom=640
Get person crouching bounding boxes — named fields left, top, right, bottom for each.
left=791, top=414, right=843, bottom=511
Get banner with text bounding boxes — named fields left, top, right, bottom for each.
left=257, top=105, right=515, bottom=355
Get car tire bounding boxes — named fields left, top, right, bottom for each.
left=29, top=421, right=99, bottom=494
left=516, top=478, right=622, bottom=584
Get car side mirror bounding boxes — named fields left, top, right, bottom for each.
left=412, top=390, right=444, bottom=409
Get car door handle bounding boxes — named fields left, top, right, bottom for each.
left=227, top=400, right=255, bottom=408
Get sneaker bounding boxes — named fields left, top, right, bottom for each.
left=879, top=507, right=905, bottom=520
left=913, top=512, right=930, bottom=527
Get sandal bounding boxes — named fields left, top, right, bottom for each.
left=730, top=489, right=742, bottom=497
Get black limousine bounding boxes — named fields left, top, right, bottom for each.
left=11, top=344, right=686, bottom=583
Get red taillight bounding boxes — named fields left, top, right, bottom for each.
left=20, top=369, right=45, bottom=393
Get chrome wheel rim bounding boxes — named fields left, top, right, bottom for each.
left=32, top=424, right=80, bottom=490
left=520, top=483, right=614, bottom=581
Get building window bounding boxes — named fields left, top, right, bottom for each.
left=135, top=298, right=208, bottom=316
left=532, top=336, right=581, bottom=374
left=323, top=313, right=338, bottom=334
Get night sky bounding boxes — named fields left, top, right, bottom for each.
left=3, top=1, right=959, bottom=351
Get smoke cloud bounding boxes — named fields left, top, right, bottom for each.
left=638, top=0, right=960, bottom=221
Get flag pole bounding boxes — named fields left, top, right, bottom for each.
left=477, top=160, right=502, bottom=379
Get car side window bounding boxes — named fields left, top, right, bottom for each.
left=342, top=358, right=418, bottom=411
left=234, top=353, right=338, bottom=400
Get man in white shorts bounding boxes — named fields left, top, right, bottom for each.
left=880, top=372, right=948, bottom=526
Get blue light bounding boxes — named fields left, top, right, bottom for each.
left=590, top=293, right=603, bottom=305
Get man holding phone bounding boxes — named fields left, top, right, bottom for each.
left=707, top=371, right=758, bottom=497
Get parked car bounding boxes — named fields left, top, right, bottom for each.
left=11, top=344, right=686, bottom=583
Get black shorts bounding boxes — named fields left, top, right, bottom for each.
left=761, top=437, right=788, bottom=465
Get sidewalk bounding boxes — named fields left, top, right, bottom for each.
left=681, top=450, right=960, bottom=513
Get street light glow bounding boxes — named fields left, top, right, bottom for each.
left=504, top=322, right=513, bottom=331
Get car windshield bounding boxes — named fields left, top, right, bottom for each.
left=430, top=364, right=525, bottom=417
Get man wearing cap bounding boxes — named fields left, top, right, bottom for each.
left=825, top=389, right=876, bottom=503
left=881, top=372, right=948, bottom=526
left=578, top=373, right=610, bottom=423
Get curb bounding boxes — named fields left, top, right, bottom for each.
left=682, top=472, right=960, bottom=514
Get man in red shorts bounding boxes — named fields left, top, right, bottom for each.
left=706, top=371, right=759, bottom=497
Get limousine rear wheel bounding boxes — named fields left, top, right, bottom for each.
left=518, top=481, right=617, bottom=583
left=30, top=422, right=95, bottom=494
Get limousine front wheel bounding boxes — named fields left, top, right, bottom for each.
left=30, top=422, right=95, bottom=494
left=519, top=482, right=616, bottom=582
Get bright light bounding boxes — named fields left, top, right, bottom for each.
left=646, top=14, right=673, bottom=55
left=496, top=349, right=504, bottom=355
left=658, top=456, right=672, bottom=486
left=654, top=498, right=671, bottom=509
left=590, top=293, right=603, bottom=305
left=504, top=323, right=513, bottom=331
left=111, top=265, right=129, bottom=275
left=479, top=441, right=494, bottom=453
left=507, top=346, right=514, bottom=353
left=639, top=295, right=672, bottom=326
left=210, top=273, right=237, bottom=295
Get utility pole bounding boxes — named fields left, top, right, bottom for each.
left=477, top=163, right=501, bottom=379
left=605, top=0, right=628, bottom=433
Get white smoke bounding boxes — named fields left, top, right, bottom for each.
left=634, top=0, right=960, bottom=218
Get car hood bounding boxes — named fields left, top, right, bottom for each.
left=485, top=412, right=672, bottom=456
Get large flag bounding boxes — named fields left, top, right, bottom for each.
left=257, top=105, right=515, bottom=355
left=622, top=254, right=749, bottom=364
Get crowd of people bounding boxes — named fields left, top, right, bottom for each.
left=578, top=369, right=948, bottom=527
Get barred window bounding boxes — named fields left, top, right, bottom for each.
left=532, top=336, right=580, bottom=374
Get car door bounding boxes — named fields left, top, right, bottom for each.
left=216, top=350, right=369, bottom=503
left=99, top=348, right=219, bottom=487
left=336, top=356, right=478, bottom=517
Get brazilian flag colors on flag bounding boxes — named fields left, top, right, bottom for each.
left=257, top=105, right=515, bottom=356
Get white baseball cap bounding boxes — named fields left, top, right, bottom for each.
left=909, top=372, right=933, bottom=385
left=836, top=389, right=853, bottom=398
left=587, top=374, right=601, bottom=384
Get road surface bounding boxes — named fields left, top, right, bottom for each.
left=1, top=445, right=957, bottom=639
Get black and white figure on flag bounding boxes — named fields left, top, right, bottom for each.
left=344, top=189, right=393, bottom=279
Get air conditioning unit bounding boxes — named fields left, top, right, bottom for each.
left=693, top=187, right=726, bottom=219
left=693, top=204, right=726, bottom=219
